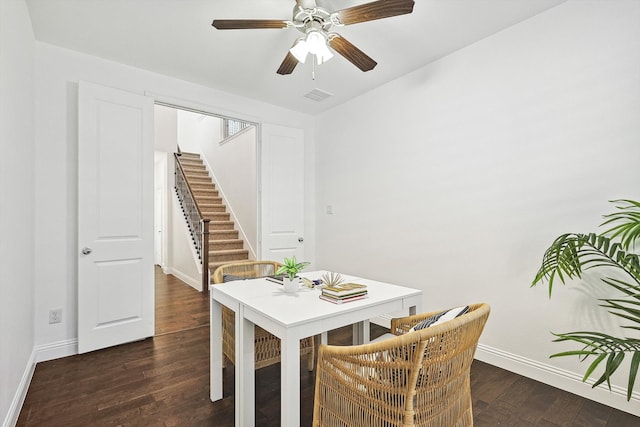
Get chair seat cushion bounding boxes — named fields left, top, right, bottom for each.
left=410, top=305, right=469, bottom=332
left=370, top=332, right=397, bottom=343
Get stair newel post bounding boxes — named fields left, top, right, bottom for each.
left=201, top=219, right=210, bottom=294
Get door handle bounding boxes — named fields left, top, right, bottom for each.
left=81, top=247, right=93, bottom=255
left=298, top=237, right=304, bottom=243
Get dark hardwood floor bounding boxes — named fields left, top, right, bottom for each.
left=16, top=269, right=640, bottom=426
left=154, top=267, right=210, bottom=336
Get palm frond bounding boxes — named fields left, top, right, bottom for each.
left=629, top=352, right=640, bottom=400
left=600, top=277, right=640, bottom=300
left=531, top=233, right=640, bottom=297
left=599, top=298, right=640, bottom=325
left=549, top=330, right=640, bottom=399
left=532, top=199, right=640, bottom=400
left=593, top=351, right=625, bottom=389
left=601, top=199, right=640, bottom=250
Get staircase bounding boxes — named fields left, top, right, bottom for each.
left=175, top=152, right=249, bottom=274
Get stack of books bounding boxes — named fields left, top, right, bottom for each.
left=319, top=283, right=368, bottom=304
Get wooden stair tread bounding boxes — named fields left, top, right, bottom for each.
left=209, top=248, right=248, bottom=255
left=175, top=151, right=250, bottom=280
left=209, top=234, right=239, bottom=241
left=210, top=240, right=244, bottom=249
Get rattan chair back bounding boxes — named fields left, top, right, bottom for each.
left=212, top=260, right=315, bottom=370
left=313, top=303, right=490, bottom=427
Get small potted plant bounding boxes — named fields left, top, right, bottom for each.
left=277, top=256, right=310, bottom=293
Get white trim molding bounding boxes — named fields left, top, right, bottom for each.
left=2, top=349, right=35, bottom=427
left=475, top=344, right=640, bottom=417
left=35, top=339, right=78, bottom=363
left=167, top=267, right=200, bottom=291
left=5, top=340, right=80, bottom=427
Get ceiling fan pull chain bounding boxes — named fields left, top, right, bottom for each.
left=312, top=55, right=316, bottom=80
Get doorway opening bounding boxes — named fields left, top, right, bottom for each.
left=153, top=103, right=258, bottom=335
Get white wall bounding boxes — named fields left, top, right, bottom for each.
left=32, top=42, right=316, bottom=355
left=176, top=109, right=201, bottom=153
left=0, top=1, right=36, bottom=425
left=154, top=104, right=178, bottom=153
left=315, top=0, right=640, bottom=414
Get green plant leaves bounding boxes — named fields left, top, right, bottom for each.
left=531, top=199, right=640, bottom=400
left=275, top=256, right=310, bottom=280
left=602, top=199, right=640, bottom=251
left=550, top=331, right=640, bottom=398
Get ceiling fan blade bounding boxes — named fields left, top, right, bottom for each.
left=328, top=34, right=377, bottom=72
left=212, top=19, right=288, bottom=30
left=277, top=52, right=299, bottom=75
left=334, top=0, right=415, bottom=25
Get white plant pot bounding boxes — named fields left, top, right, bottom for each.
left=283, top=277, right=300, bottom=293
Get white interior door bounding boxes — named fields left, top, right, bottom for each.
left=260, top=124, right=305, bottom=263
left=78, top=81, right=154, bottom=354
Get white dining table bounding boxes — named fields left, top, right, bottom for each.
left=209, top=271, right=423, bottom=427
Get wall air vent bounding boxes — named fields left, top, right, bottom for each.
left=304, top=88, right=333, bottom=102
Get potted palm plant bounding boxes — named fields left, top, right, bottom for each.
left=532, top=199, right=640, bottom=400
left=277, top=256, right=310, bottom=293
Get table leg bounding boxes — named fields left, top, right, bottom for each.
left=236, top=304, right=255, bottom=426
left=281, top=332, right=301, bottom=427
left=320, top=331, right=328, bottom=345
left=352, top=320, right=370, bottom=345
left=210, top=298, right=223, bottom=401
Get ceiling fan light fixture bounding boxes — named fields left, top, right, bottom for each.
left=305, top=30, right=325, bottom=53
left=290, top=38, right=309, bottom=63
left=315, top=48, right=333, bottom=65
left=310, top=31, right=334, bottom=64
left=290, top=29, right=334, bottom=65
left=308, top=29, right=334, bottom=64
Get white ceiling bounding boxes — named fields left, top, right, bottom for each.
left=26, top=0, right=566, bottom=115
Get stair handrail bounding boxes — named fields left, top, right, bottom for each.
left=174, top=153, right=210, bottom=293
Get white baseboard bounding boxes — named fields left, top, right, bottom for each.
left=475, top=344, right=640, bottom=417
left=2, top=349, right=36, bottom=427
left=160, top=264, right=169, bottom=275
left=3, top=341, right=78, bottom=427
left=35, top=339, right=78, bottom=363
left=167, top=267, right=200, bottom=291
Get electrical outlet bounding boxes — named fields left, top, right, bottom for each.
left=49, top=308, right=62, bottom=324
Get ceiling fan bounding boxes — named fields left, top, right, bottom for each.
left=212, top=0, right=415, bottom=75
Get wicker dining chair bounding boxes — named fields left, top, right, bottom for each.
left=312, top=303, right=490, bottom=427
left=212, top=260, right=315, bottom=371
